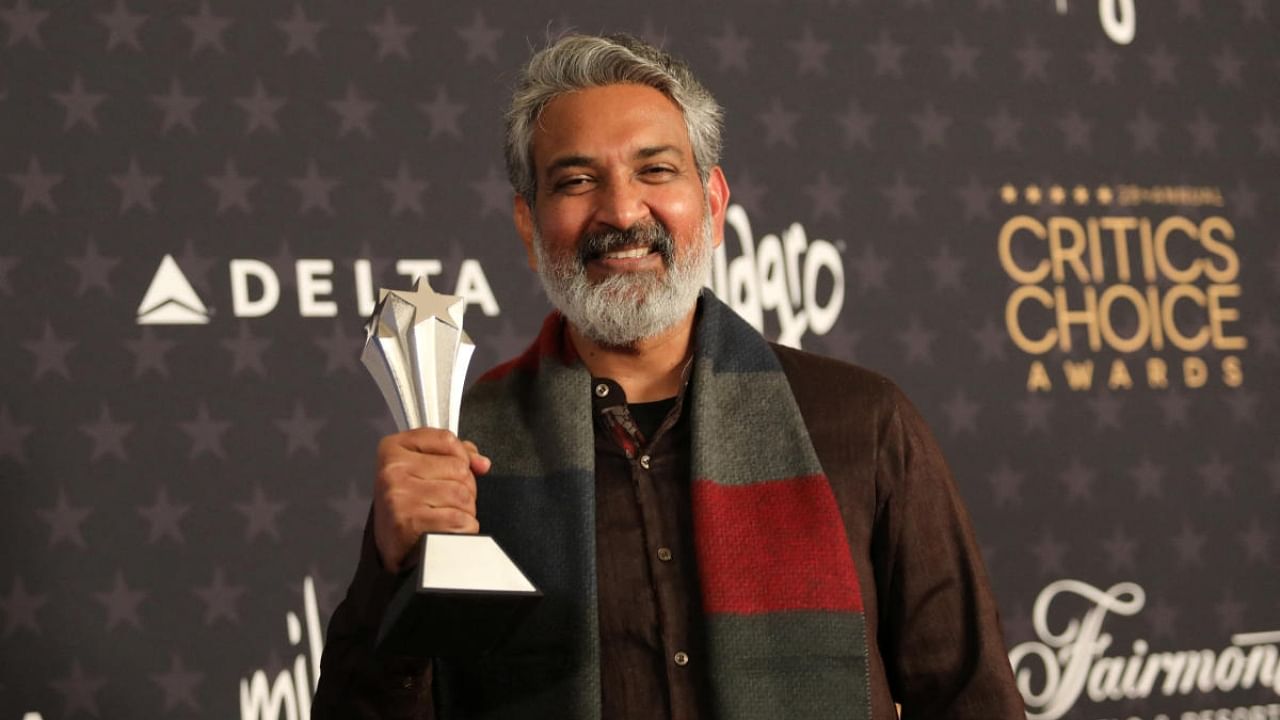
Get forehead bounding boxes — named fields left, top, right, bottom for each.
left=531, top=84, right=692, bottom=166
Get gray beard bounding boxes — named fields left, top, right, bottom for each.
left=533, top=214, right=713, bottom=348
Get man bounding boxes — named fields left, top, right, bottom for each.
left=316, top=33, right=1024, bottom=719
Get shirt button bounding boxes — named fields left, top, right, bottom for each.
left=594, top=383, right=609, bottom=398
left=639, top=454, right=651, bottom=470
left=657, top=547, right=673, bottom=562
left=673, top=651, right=689, bottom=666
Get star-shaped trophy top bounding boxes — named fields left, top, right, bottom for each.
left=362, top=277, right=475, bottom=434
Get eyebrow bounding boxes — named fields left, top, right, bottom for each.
left=543, top=146, right=683, bottom=176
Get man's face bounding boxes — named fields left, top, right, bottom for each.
left=514, top=83, right=729, bottom=347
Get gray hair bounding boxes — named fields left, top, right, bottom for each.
left=504, top=33, right=724, bottom=204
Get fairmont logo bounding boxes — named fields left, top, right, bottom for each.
left=1009, top=579, right=1280, bottom=720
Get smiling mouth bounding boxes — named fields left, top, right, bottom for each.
left=597, top=245, right=654, bottom=260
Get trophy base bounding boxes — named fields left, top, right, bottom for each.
left=374, top=533, right=542, bottom=657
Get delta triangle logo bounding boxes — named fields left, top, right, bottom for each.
left=136, top=254, right=211, bottom=325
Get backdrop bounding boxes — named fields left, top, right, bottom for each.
left=2, top=2, right=1277, bottom=719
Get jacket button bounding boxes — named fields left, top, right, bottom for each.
left=594, top=383, right=609, bottom=398
left=673, top=651, right=689, bottom=666
left=657, top=547, right=673, bottom=562
left=639, top=454, right=651, bottom=469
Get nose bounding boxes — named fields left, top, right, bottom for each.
left=593, top=175, right=650, bottom=231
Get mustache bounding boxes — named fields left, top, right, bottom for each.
left=577, top=221, right=675, bottom=265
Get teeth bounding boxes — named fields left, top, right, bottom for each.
left=601, top=247, right=650, bottom=260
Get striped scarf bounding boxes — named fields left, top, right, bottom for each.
left=444, top=291, right=870, bottom=719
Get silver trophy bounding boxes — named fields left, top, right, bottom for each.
left=362, top=277, right=540, bottom=657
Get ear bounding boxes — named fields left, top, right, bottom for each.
left=704, top=166, right=731, bottom=249
left=513, top=194, right=538, bottom=270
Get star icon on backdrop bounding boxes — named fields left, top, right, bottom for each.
left=895, top=316, right=935, bottom=365
left=909, top=103, right=951, bottom=149
left=182, top=0, right=230, bottom=55
left=1211, top=45, right=1245, bottom=87
left=1198, top=455, right=1233, bottom=496
left=329, top=83, right=377, bottom=138
left=850, top=242, right=890, bottom=294
left=329, top=482, right=370, bottom=535
left=66, top=239, right=119, bottom=295
left=1101, top=526, right=1138, bottom=573
left=803, top=171, right=846, bottom=220
left=1157, top=389, right=1191, bottom=428
left=836, top=98, right=875, bottom=149
left=1238, top=518, right=1272, bottom=564
left=757, top=98, right=799, bottom=147
left=1129, top=457, right=1164, bottom=499
left=277, top=4, right=323, bottom=57
left=1172, top=520, right=1206, bottom=566
left=1214, top=590, right=1246, bottom=632
left=79, top=403, right=133, bottom=462
left=1083, top=40, right=1120, bottom=84
left=1186, top=109, right=1219, bottom=154
left=176, top=238, right=216, bottom=294
left=50, top=660, right=107, bottom=718
left=470, top=166, right=510, bottom=218
left=150, top=78, right=202, bottom=134
left=38, top=488, right=92, bottom=548
left=151, top=654, right=204, bottom=712
left=1252, top=113, right=1279, bottom=155
left=275, top=401, right=326, bottom=456
left=313, top=320, right=361, bottom=374
left=124, top=326, right=177, bottom=378
left=941, top=388, right=980, bottom=435
left=382, top=162, right=428, bottom=216
left=1086, top=391, right=1123, bottom=430
left=939, top=31, right=979, bottom=79
left=236, top=485, right=286, bottom=542
left=1224, top=390, right=1258, bottom=425
left=206, top=159, right=258, bottom=214
left=1058, top=456, right=1095, bottom=503
left=235, top=79, right=286, bottom=134
left=1014, top=35, right=1050, bottom=81
left=987, top=461, right=1023, bottom=507
left=789, top=25, right=830, bottom=75
left=9, top=156, right=62, bottom=213
left=1030, top=528, right=1068, bottom=575
left=24, top=321, right=76, bottom=380
left=110, top=156, right=161, bottom=214
left=221, top=321, right=271, bottom=376
left=137, top=486, right=189, bottom=543
left=708, top=23, right=750, bottom=73
left=865, top=30, right=905, bottom=77
left=290, top=159, right=339, bottom=215
left=925, top=244, right=965, bottom=291
left=179, top=402, right=230, bottom=460
left=1057, top=109, right=1093, bottom=152
left=1143, top=45, right=1179, bottom=86
left=267, top=239, right=299, bottom=291
left=51, top=74, right=106, bottom=131
left=1248, top=315, right=1278, bottom=355
left=455, top=10, right=502, bottom=64
left=1, top=0, right=48, bottom=48
left=94, top=571, right=147, bottom=631
left=367, top=7, right=415, bottom=61
left=1126, top=108, right=1162, bottom=153
left=97, top=0, right=145, bottom=51
left=985, top=106, right=1023, bottom=151
left=419, top=85, right=465, bottom=140
left=0, top=576, right=47, bottom=636
left=193, top=568, right=246, bottom=624
left=1016, top=393, right=1052, bottom=433
left=880, top=172, right=923, bottom=220
left=727, top=169, right=766, bottom=215
left=0, top=404, right=31, bottom=458
left=955, top=175, right=991, bottom=221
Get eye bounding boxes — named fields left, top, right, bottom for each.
left=640, top=165, right=676, bottom=181
left=553, top=175, right=594, bottom=194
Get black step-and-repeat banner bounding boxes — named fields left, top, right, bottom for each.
left=2, top=2, right=1277, bottom=718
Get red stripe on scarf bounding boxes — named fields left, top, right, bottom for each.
left=693, top=475, right=863, bottom=614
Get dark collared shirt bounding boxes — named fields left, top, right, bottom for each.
left=590, top=374, right=710, bottom=720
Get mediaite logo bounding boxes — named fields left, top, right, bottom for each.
left=136, top=254, right=211, bottom=325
